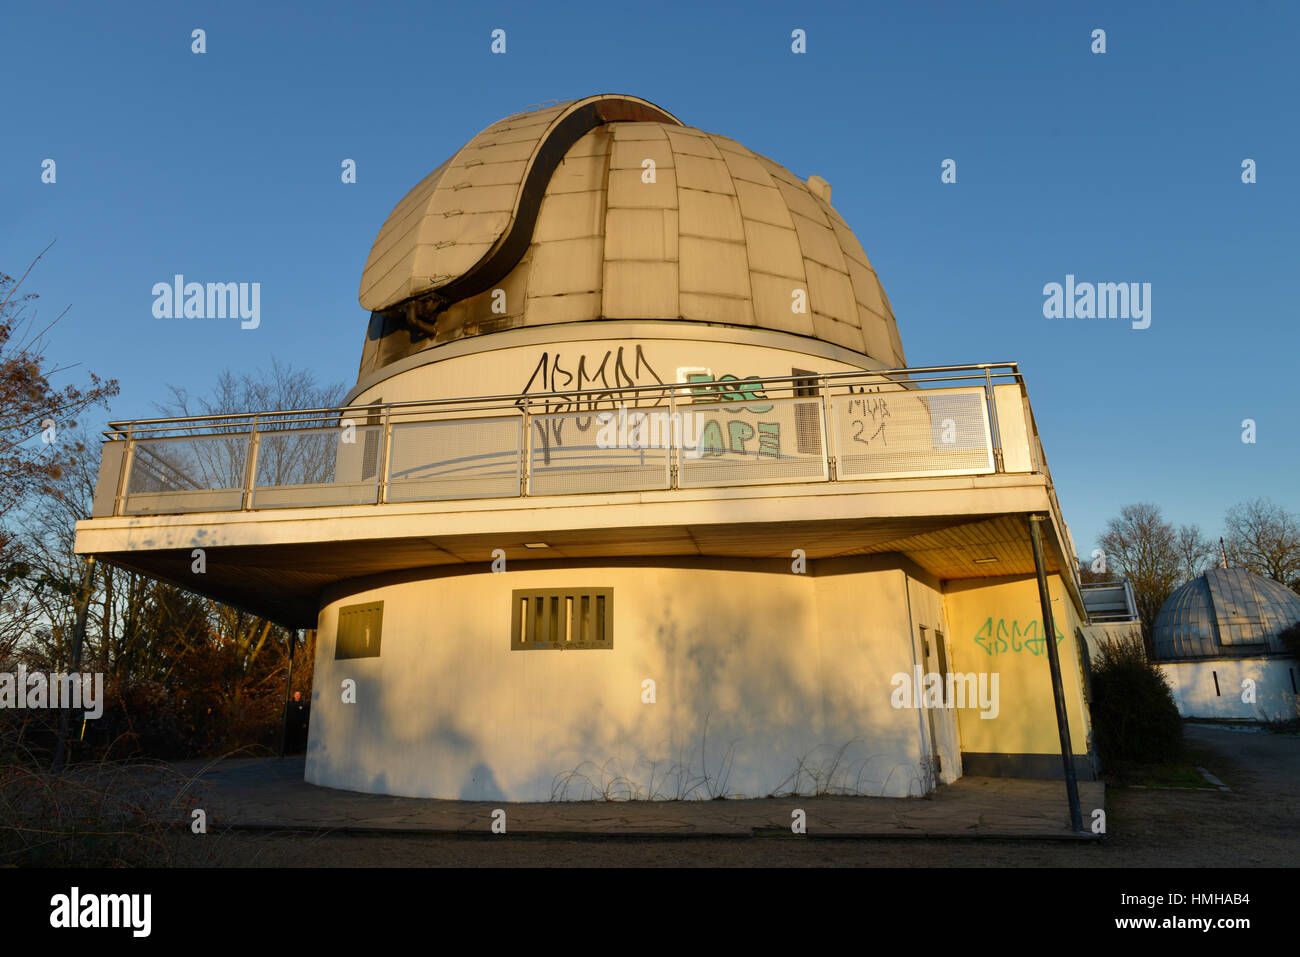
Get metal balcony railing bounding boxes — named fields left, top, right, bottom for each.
left=91, top=363, right=1059, bottom=522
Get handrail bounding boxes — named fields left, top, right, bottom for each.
left=88, top=361, right=1074, bottom=549
left=104, top=362, right=1027, bottom=437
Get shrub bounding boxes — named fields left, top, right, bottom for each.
left=1089, top=634, right=1184, bottom=766
left=1278, top=621, right=1300, bottom=658
left=94, top=680, right=189, bottom=761
left=0, top=751, right=215, bottom=866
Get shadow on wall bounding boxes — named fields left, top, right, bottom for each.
left=461, top=763, right=508, bottom=802
left=544, top=595, right=932, bottom=800
left=549, top=727, right=934, bottom=801
left=307, top=567, right=931, bottom=800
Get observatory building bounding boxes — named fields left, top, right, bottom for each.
left=76, top=95, right=1103, bottom=802
left=1154, top=567, right=1300, bottom=721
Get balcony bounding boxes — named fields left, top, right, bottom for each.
left=92, top=364, right=1051, bottom=512
left=77, top=363, right=1081, bottom=626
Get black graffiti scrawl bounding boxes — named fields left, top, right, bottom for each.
left=517, top=344, right=665, bottom=463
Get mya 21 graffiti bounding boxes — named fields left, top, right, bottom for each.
left=973, top=617, right=1064, bottom=656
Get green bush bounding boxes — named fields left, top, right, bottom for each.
left=1090, top=634, right=1184, bottom=766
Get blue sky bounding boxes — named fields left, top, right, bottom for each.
left=3, top=0, right=1296, bottom=556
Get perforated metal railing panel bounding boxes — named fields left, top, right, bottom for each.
left=251, top=426, right=381, bottom=508
left=831, top=386, right=993, bottom=479
left=104, top=370, right=1020, bottom=515
left=676, top=397, right=828, bottom=488
left=124, top=434, right=248, bottom=514
left=527, top=409, right=672, bottom=495
left=387, top=416, right=523, bottom=502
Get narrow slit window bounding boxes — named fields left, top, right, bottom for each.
left=512, top=588, right=612, bottom=650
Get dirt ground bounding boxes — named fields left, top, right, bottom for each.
left=176, top=724, right=1297, bottom=867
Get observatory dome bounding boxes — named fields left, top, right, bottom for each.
left=357, top=94, right=906, bottom=381
left=1153, top=567, right=1300, bottom=661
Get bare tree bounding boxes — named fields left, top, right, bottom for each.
left=1097, top=503, right=1184, bottom=654
left=1175, top=523, right=1215, bottom=583
left=151, top=359, right=347, bottom=490
left=0, top=246, right=118, bottom=577
left=1077, top=555, right=1117, bottom=584
left=1223, top=498, right=1300, bottom=591
left=5, top=359, right=332, bottom=757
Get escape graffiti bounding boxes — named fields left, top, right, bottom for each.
left=972, top=617, right=1064, bottom=656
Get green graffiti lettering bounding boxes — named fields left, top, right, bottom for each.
left=700, top=419, right=726, bottom=456
left=686, top=373, right=718, bottom=404
left=727, top=420, right=755, bottom=452
left=974, top=617, right=1063, bottom=655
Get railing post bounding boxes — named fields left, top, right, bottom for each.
left=984, top=368, right=1004, bottom=473
left=242, top=415, right=260, bottom=510
left=376, top=405, right=392, bottom=504
left=114, top=425, right=135, bottom=516
left=820, top=376, right=836, bottom=482
left=668, top=384, right=680, bottom=489
left=520, top=399, right=531, bottom=496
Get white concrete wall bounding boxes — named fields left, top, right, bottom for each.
left=1160, top=657, right=1299, bottom=721
left=305, top=559, right=935, bottom=801
left=351, top=336, right=872, bottom=408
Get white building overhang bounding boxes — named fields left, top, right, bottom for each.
left=75, top=474, right=1076, bottom=628
left=73, top=364, right=1084, bottom=627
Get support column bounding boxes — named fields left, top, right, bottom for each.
left=278, top=628, right=298, bottom=758
left=53, top=555, right=96, bottom=771
left=1028, top=514, right=1084, bottom=831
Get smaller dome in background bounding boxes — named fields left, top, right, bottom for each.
left=1154, top=567, right=1300, bottom=660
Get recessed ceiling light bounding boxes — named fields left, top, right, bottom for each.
left=523, top=542, right=549, bottom=549
left=973, top=557, right=999, bottom=564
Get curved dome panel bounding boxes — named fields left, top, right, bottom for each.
left=360, top=95, right=683, bottom=314
left=1154, top=567, right=1300, bottom=660
left=358, top=94, right=907, bottom=377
